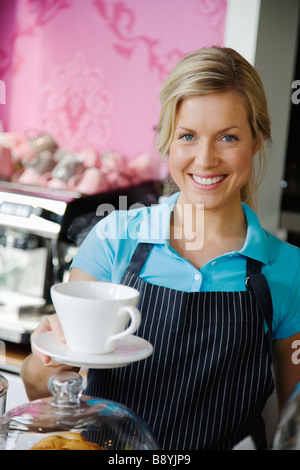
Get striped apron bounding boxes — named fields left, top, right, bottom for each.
left=86, top=243, right=274, bottom=450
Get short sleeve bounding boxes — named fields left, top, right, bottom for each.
left=273, top=250, right=300, bottom=340
left=70, top=211, right=118, bottom=281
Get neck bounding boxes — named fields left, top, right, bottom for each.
left=172, top=194, right=247, bottom=254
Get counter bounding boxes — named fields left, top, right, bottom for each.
left=0, top=341, right=31, bottom=412
left=0, top=341, right=88, bottom=413
left=0, top=340, right=31, bottom=374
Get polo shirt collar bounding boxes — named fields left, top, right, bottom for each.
left=138, top=194, right=269, bottom=265
left=240, top=203, right=269, bottom=265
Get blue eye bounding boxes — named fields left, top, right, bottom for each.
left=180, top=134, right=194, bottom=141
left=222, top=134, right=237, bottom=142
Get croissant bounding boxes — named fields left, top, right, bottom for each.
left=30, top=432, right=104, bottom=450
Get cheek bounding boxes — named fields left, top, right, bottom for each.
left=232, top=153, right=253, bottom=186
left=169, top=143, right=190, bottom=169
left=168, top=147, right=187, bottom=183
left=230, top=149, right=253, bottom=172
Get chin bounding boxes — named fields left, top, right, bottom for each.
left=179, top=188, right=241, bottom=212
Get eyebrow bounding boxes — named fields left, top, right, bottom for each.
left=175, top=127, right=194, bottom=133
left=175, top=126, right=241, bottom=134
left=217, top=126, right=241, bottom=133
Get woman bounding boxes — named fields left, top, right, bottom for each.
left=21, top=47, right=300, bottom=450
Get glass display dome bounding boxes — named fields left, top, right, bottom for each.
left=0, top=372, right=159, bottom=450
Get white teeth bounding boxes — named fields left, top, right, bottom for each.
left=192, top=175, right=224, bottom=185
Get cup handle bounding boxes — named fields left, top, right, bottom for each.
left=105, top=306, right=141, bottom=349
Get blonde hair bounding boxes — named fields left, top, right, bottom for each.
left=156, top=46, right=271, bottom=209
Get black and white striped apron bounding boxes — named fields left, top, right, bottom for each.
left=86, top=243, right=274, bottom=450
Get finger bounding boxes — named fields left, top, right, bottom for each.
left=32, top=349, right=50, bottom=365
left=30, top=314, right=65, bottom=365
left=48, top=314, right=66, bottom=344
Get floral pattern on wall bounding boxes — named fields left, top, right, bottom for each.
left=0, top=0, right=227, bottom=166
left=40, top=50, right=114, bottom=150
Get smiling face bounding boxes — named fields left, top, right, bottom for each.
left=169, top=91, right=260, bottom=213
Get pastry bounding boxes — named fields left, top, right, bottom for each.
left=30, top=432, right=104, bottom=450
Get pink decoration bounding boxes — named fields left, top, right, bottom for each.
left=128, top=153, right=157, bottom=184
left=0, top=0, right=226, bottom=189
left=0, top=0, right=226, bottom=158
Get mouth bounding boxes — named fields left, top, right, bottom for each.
left=191, top=174, right=227, bottom=187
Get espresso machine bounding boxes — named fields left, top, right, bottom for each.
left=0, top=180, right=159, bottom=344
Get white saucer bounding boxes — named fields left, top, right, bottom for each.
left=32, top=332, right=153, bottom=369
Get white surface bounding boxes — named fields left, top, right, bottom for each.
left=224, top=0, right=261, bottom=64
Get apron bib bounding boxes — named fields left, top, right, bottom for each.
left=86, top=243, right=274, bottom=450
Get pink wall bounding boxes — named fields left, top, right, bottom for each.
left=0, top=0, right=227, bottom=173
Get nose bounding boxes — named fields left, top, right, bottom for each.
left=194, top=140, right=219, bottom=168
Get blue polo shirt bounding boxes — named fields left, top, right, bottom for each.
left=71, top=192, right=300, bottom=340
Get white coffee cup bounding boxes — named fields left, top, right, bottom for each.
left=50, top=281, right=141, bottom=354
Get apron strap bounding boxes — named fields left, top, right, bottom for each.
left=245, top=258, right=273, bottom=358
left=122, top=242, right=154, bottom=276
